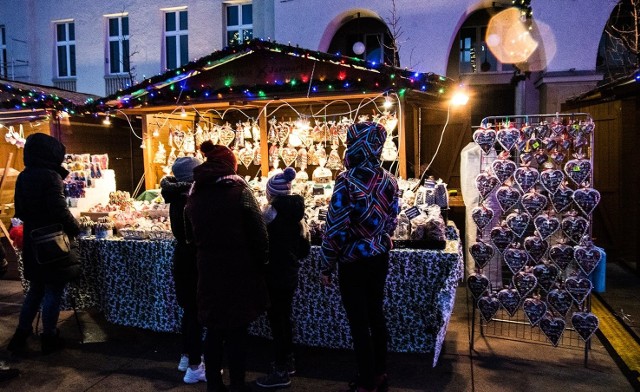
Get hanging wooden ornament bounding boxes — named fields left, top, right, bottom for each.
left=218, top=123, right=236, bottom=147
left=307, top=144, right=318, bottom=166
left=238, top=143, right=254, bottom=169
left=297, top=147, right=308, bottom=170
left=251, top=120, right=261, bottom=142
left=281, top=146, right=299, bottom=167
left=183, top=130, right=196, bottom=155
left=327, top=144, right=342, bottom=170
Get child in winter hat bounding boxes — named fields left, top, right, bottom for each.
left=266, top=167, right=296, bottom=200
left=171, top=156, right=202, bottom=183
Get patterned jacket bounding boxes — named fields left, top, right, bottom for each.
left=320, top=122, right=399, bottom=275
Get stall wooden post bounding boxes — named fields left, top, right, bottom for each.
left=0, top=152, right=14, bottom=243
left=259, top=109, right=269, bottom=178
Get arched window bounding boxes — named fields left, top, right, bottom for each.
left=327, top=15, right=398, bottom=66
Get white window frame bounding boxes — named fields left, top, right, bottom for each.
left=55, top=20, right=76, bottom=78
left=225, top=2, right=253, bottom=46
left=0, top=25, right=7, bottom=78
left=163, top=9, right=188, bottom=70
left=106, top=14, right=130, bottom=75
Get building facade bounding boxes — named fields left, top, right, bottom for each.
left=0, top=0, right=617, bottom=117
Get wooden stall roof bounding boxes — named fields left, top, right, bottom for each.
left=86, top=39, right=455, bottom=113
left=564, top=72, right=640, bottom=108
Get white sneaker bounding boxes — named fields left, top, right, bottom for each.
left=183, top=363, right=207, bottom=384
left=178, top=355, right=189, bottom=372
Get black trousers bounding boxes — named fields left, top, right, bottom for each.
left=203, top=325, right=249, bottom=390
left=266, top=284, right=296, bottom=366
left=338, top=253, right=389, bottom=390
left=181, top=304, right=203, bottom=366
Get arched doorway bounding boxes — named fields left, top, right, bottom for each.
left=327, top=14, right=398, bottom=66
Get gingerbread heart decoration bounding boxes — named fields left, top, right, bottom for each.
left=521, top=190, right=547, bottom=217
left=473, top=127, right=497, bottom=154
left=497, top=288, right=521, bottom=317
left=523, top=297, right=547, bottom=327
left=549, top=186, right=573, bottom=213
left=564, top=158, right=591, bottom=186
left=574, top=244, right=603, bottom=275
left=471, top=206, right=494, bottom=230
left=467, top=273, right=490, bottom=299
left=470, top=241, right=495, bottom=269
left=506, top=210, right=530, bottom=237
left=532, top=262, right=559, bottom=292
left=533, top=214, right=561, bottom=240
left=521, top=125, right=534, bottom=139
left=490, top=226, right=515, bottom=253
left=524, top=235, right=548, bottom=262
left=540, top=169, right=564, bottom=194
left=548, top=244, right=574, bottom=271
left=535, top=151, right=548, bottom=166
left=572, top=187, right=600, bottom=216
left=478, top=295, right=500, bottom=323
left=496, top=127, right=520, bottom=151
left=561, top=215, right=589, bottom=243
left=514, top=166, right=539, bottom=193
left=475, top=173, right=500, bottom=199
left=565, top=276, right=592, bottom=305
left=547, top=288, right=573, bottom=318
left=551, top=150, right=566, bottom=166
left=535, top=123, right=551, bottom=139
left=492, top=159, right=517, bottom=184
left=550, top=122, right=565, bottom=136
left=571, top=312, right=599, bottom=342
left=238, top=147, right=254, bottom=169
left=539, top=314, right=566, bottom=347
left=280, top=147, right=299, bottom=167
left=503, top=247, right=529, bottom=274
left=496, top=186, right=522, bottom=212
left=513, top=271, right=538, bottom=297
left=543, top=137, right=557, bottom=152
left=218, top=126, right=236, bottom=147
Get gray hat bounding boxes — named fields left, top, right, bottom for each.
left=171, top=156, right=202, bottom=182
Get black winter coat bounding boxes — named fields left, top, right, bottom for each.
left=160, top=176, right=197, bottom=309
left=264, top=194, right=310, bottom=291
left=185, top=160, right=269, bottom=329
left=15, top=133, right=80, bottom=284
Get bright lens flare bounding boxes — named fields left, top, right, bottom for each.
left=486, top=7, right=538, bottom=64
left=451, top=91, right=469, bottom=106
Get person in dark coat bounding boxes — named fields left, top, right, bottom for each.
left=256, top=167, right=310, bottom=389
left=185, top=141, right=269, bottom=392
left=8, top=133, right=81, bottom=355
left=320, top=122, right=399, bottom=392
left=160, top=156, right=206, bottom=384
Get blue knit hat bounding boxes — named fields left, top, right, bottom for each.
left=266, top=167, right=296, bottom=200
left=172, top=156, right=202, bottom=182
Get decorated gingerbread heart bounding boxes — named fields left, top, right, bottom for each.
left=547, top=288, right=573, bottom=318
left=490, top=226, right=515, bottom=253
left=524, top=235, right=548, bottom=262
left=564, top=158, right=591, bottom=186
left=572, top=187, right=600, bottom=216
left=539, top=313, right=566, bottom=347
left=565, top=276, right=592, bottom=305
left=505, top=210, right=530, bottom=237
left=503, top=247, right=529, bottom=274
left=550, top=122, right=565, bottom=136
left=533, top=214, right=561, bottom=240
left=521, top=190, right=547, bottom=217
left=549, top=186, right=573, bottom=213
left=513, top=271, right=538, bottom=297
left=561, top=215, right=589, bottom=243
left=523, top=297, right=547, bottom=327
left=496, top=126, right=520, bottom=151
left=532, top=262, right=559, bottom=292
left=574, top=243, right=603, bottom=275
left=540, top=168, right=564, bottom=194
left=497, top=288, right=521, bottom=317
left=473, top=127, right=497, bottom=154
left=514, top=166, right=539, bottom=193
left=475, top=172, right=500, bottom=199
left=571, top=312, right=599, bottom=342
left=548, top=243, right=574, bottom=271
left=492, top=159, right=517, bottom=184
left=471, top=205, right=494, bottom=230
left=470, top=241, right=495, bottom=269
left=477, top=295, right=500, bottom=323
left=467, top=273, right=491, bottom=299
left=496, top=186, right=522, bottom=212
left=533, top=123, right=550, bottom=139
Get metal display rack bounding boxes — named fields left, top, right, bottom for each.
left=467, top=113, right=597, bottom=366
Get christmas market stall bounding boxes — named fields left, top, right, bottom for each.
left=53, top=40, right=470, bottom=366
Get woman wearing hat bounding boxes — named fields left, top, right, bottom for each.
left=161, top=156, right=206, bottom=384
left=185, top=141, right=269, bottom=392
left=320, top=122, right=399, bottom=392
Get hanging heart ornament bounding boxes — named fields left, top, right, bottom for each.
left=471, top=206, right=494, bottom=230
left=539, top=314, right=566, bottom=347
left=280, top=147, right=299, bottom=167
left=521, top=190, right=547, bottom=217
left=497, top=288, right=521, bottom=317
left=238, top=147, right=255, bottom=169
left=477, top=295, right=500, bottom=323
left=505, top=210, right=530, bottom=237
left=549, top=186, right=573, bottom=213
left=523, top=297, right=547, bottom=327
left=492, top=159, right=517, bottom=184
left=524, top=235, right=548, bottom=263
left=565, top=276, right=592, bottom=305
left=490, top=226, right=515, bottom=253
left=548, top=244, right=574, bottom=271
left=540, top=168, right=564, bottom=194
left=467, top=273, right=491, bottom=299
left=496, top=185, right=522, bottom=212
left=475, top=173, right=500, bottom=199
left=513, top=271, right=538, bottom=297
left=532, top=262, right=559, bottom=292
left=571, top=312, right=599, bottom=342
left=564, top=158, right=591, bottom=186
left=503, top=247, right=529, bottom=274
left=496, top=126, right=520, bottom=151
left=572, top=187, right=600, bottom=216
left=218, top=125, right=236, bottom=147
left=514, top=166, right=539, bottom=193
left=574, top=243, right=603, bottom=275
left=470, top=241, right=495, bottom=269
left=473, top=127, right=497, bottom=154
left=561, top=215, right=589, bottom=243
left=533, top=214, right=561, bottom=240
left=547, top=289, right=573, bottom=318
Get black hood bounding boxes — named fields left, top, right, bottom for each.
left=23, top=133, right=69, bottom=178
left=160, top=176, right=192, bottom=204
left=271, top=194, right=305, bottom=222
